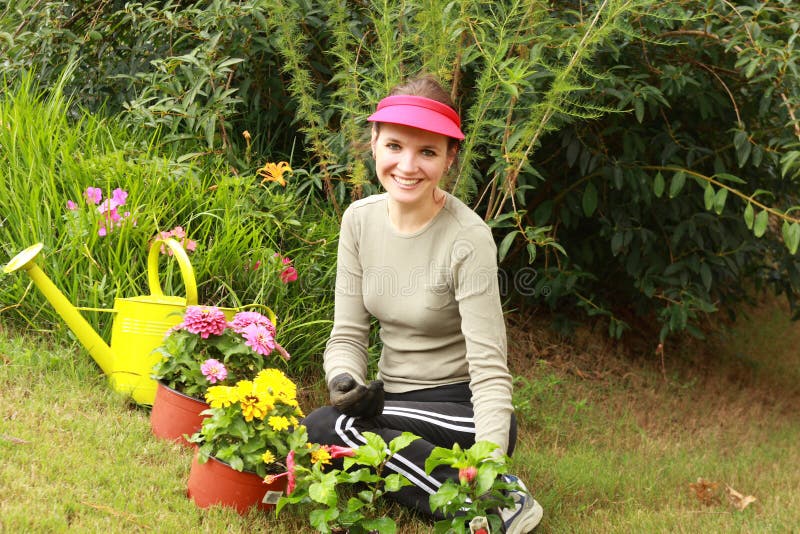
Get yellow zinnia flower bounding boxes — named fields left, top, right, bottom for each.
left=268, top=415, right=291, bottom=432
left=205, top=385, right=238, bottom=408
left=311, top=448, right=332, bottom=466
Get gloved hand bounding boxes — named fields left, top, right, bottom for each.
left=328, top=373, right=384, bottom=418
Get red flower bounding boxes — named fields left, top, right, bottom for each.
left=326, top=445, right=356, bottom=459
left=280, top=266, right=298, bottom=284
left=458, top=466, right=478, bottom=484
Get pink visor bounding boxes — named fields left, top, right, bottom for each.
left=367, top=95, right=465, bottom=140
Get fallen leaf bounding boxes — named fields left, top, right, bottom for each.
left=0, top=434, right=30, bottom=444
left=726, top=485, right=757, bottom=511
left=689, top=477, right=719, bottom=506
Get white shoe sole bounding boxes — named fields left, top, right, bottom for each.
left=505, top=498, right=543, bottom=534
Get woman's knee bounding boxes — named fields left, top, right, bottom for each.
left=301, top=405, right=344, bottom=445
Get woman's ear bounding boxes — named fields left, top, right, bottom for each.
left=370, top=126, right=378, bottom=158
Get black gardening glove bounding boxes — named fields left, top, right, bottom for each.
left=328, top=373, right=384, bottom=418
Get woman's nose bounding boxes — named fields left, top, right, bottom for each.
left=396, top=151, right=417, bottom=172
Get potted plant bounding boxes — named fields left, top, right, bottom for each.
left=149, top=305, right=290, bottom=445
left=186, top=367, right=305, bottom=513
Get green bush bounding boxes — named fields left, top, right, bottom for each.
left=3, top=0, right=800, bottom=342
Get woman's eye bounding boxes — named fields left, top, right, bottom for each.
left=422, top=149, right=436, bottom=157
left=386, top=143, right=400, bottom=150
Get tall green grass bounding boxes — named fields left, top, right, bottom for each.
left=0, top=71, right=339, bottom=375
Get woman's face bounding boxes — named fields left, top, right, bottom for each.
left=371, top=123, right=456, bottom=209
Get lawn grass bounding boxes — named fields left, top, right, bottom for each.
left=1, top=295, right=799, bottom=533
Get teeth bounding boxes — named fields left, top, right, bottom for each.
left=394, top=177, right=420, bottom=186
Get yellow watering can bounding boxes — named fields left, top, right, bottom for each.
left=3, top=238, right=219, bottom=405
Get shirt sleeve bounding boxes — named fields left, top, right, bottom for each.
left=452, top=223, right=514, bottom=453
left=323, top=206, right=371, bottom=386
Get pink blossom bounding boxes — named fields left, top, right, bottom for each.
left=229, top=311, right=276, bottom=337
left=98, top=226, right=108, bottom=237
left=200, top=358, right=228, bottom=383
left=85, top=187, right=102, bottom=204
left=325, top=445, right=356, bottom=459
left=182, top=306, right=228, bottom=339
left=282, top=257, right=292, bottom=265
left=458, top=466, right=478, bottom=484
left=242, top=323, right=276, bottom=356
left=280, top=266, right=298, bottom=284
left=111, top=188, right=128, bottom=206
left=266, top=450, right=297, bottom=494
left=183, top=238, right=197, bottom=252
left=66, top=200, right=78, bottom=210
left=170, top=226, right=186, bottom=238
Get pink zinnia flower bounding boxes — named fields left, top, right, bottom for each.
left=85, top=187, right=102, bottom=204
left=229, top=311, right=276, bottom=337
left=200, top=358, right=227, bottom=383
left=280, top=266, right=298, bottom=284
left=182, top=306, right=227, bottom=339
left=242, top=323, right=276, bottom=356
left=66, top=200, right=78, bottom=210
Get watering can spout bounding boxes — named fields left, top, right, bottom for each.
left=3, top=243, right=116, bottom=375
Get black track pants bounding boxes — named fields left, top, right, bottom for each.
left=302, top=382, right=517, bottom=518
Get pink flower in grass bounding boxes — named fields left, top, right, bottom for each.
left=85, top=187, right=102, bottom=204
left=182, top=306, right=227, bottom=338
left=200, top=358, right=228, bottom=383
left=229, top=311, right=276, bottom=337
left=66, top=200, right=78, bottom=210
left=111, top=187, right=128, bottom=206
left=242, top=322, right=276, bottom=356
left=265, top=450, right=296, bottom=494
left=280, top=266, right=298, bottom=284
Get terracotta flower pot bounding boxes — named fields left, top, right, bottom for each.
left=150, top=381, right=209, bottom=446
left=187, top=452, right=287, bottom=513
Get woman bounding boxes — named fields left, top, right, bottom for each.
left=302, top=75, right=542, bottom=533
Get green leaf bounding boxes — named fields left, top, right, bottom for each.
left=634, top=98, right=644, bottom=123
left=744, top=203, right=755, bottom=229
left=700, top=262, right=712, bottom=292
left=361, top=517, right=397, bottom=534
left=429, top=482, right=460, bottom=513
left=703, top=183, right=715, bottom=211
left=669, top=171, right=686, bottom=198
left=388, top=432, right=420, bottom=454
left=309, top=508, right=338, bottom=533
left=713, top=188, right=728, bottom=214
left=498, top=231, right=518, bottom=263
left=753, top=210, right=769, bottom=238
left=611, top=232, right=624, bottom=256
left=653, top=172, right=665, bottom=198
left=782, top=222, right=800, bottom=255
left=309, top=480, right=338, bottom=507
left=582, top=182, right=598, bottom=217
left=714, top=172, right=746, bottom=184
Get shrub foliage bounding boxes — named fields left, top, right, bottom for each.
left=2, top=0, right=800, bottom=342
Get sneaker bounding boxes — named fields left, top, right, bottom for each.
left=499, top=475, right=543, bottom=533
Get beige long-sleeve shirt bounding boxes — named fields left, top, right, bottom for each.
left=323, top=192, right=514, bottom=452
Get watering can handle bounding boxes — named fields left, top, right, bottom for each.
left=147, top=238, right=198, bottom=305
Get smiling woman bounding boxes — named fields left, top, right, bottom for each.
left=301, top=74, right=543, bottom=533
